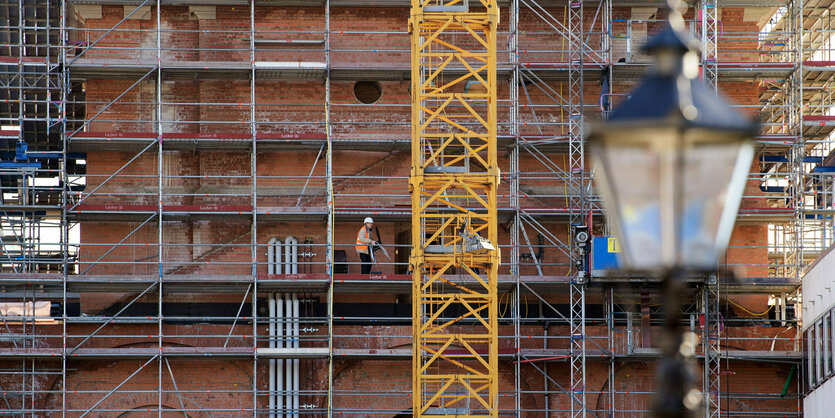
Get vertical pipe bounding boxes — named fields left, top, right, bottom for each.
left=19, top=9, right=26, bottom=412
left=292, top=293, right=300, bottom=414
left=608, top=287, right=615, bottom=416
left=284, top=238, right=290, bottom=274
left=277, top=293, right=284, bottom=418
left=285, top=236, right=297, bottom=274
left=17, top=0, right=25, bottom=278
left=291, top=237, right=299, bottom=274
left=269, top=294, right=276, bottom=418
left=543, top=328, right=549, bottom=417
left=60, top=0, right=69, bottom=414
left=285, top=294, right=292, bottom=411
left=31, top=355, right=35, bottom=413
left=509, top=0, right=521, bottom=414
left=269, top=238, right=278, bottom=417
left=797, top=0, right=805, bottom=280
left=249, top=2, right=259, bottom=413
left=268, top=238, right=277, bottom=275
left=324, top=0, right=334, bottom=413
left=155, top=0, right=163, bottom=415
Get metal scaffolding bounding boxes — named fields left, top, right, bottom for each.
left=0, top=0, right=818, bottom=416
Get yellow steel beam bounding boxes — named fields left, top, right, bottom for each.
left=410, top=1, right=499, bottom=416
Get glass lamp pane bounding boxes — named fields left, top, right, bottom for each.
left=680, top=129, right=754, bottom=268
left=593, top=126, right=754, bottom=271
left=591, top=128, right=673, bottom=269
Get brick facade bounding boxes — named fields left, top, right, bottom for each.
left=39, top=3, right=802, bottom=416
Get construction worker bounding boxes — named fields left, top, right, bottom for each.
left=356, top=217, right=378, bottom=274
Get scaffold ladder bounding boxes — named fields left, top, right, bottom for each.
left=700, top=0, right=719, bottom=89
left=567, top=0, right=587, bottom=416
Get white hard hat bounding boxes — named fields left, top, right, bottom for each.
left=364, top=217, right=374, bottom=224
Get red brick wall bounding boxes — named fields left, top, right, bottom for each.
left=718, top=8, right=761, bottom=63
left=76, top=4, right=777, bottom=284
left=79, top=6, right=156, bottom=61
left=84, top=79, right=155, bottom=132
left=61, top=4, right=797, bottom=417
left=0, top=321, right=799, bottom=415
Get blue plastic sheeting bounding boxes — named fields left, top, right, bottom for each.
left=812, top=166, right=835, bottom=173
left=761, top=155, right=788, bottom=163
left=0, top=161, right=40, bottom=169
left=759, top=186, right=786, bottom=193
left=0, top=151, right=85, bottom=160
left=761, top=155, right=823, bottom=164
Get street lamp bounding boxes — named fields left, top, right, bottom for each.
left=587, top=2, right=758, bottom=417
left=589, top=28, right=757, bottom=272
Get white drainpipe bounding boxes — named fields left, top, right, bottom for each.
left=268, top=293, right=276, bottom=418
left=267, top=238, right=277, bottom=275
left=292, top=292, right=300, bottom=414
left=267, top=239, right=275, bottom=418
left=284, top=236, right=298, bottom=274
left=284, top=294, right=292, bottom=412
left=275, top=238, right=300, bottom=414
left=268, top=293, right=275, bottom=418
left=276, top=292, right=284, bottom=418
left=267, top=239, right=282, bottom=417
left=268, top=240, right=274, bottom=275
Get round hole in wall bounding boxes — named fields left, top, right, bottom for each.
left=354, top=81, right=382, bottom=104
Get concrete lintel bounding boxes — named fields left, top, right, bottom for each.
left=124, top=5, right=152, bottom=20
left=73, top=4, right=102, bottom=21
left=189, top=5, right=216, bottom=20
left=745, top=6, right=777, bottom=24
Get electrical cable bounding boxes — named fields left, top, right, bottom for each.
left=500, top=291, right=510, bottom=318
left=727, top=298, right=773, bottom=317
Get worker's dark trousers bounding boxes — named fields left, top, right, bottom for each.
left=359, top=252, right=372, bottom=274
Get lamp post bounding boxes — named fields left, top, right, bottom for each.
left=587, top=1, right=758, bottom=416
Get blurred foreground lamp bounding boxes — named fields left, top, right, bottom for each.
left=587, top=21, right=758, bottom=272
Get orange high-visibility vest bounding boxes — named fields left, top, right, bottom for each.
left=356, top=226, right=370, bottom=252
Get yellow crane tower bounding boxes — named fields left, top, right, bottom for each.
left=409, top=1, right=499, bottom=416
